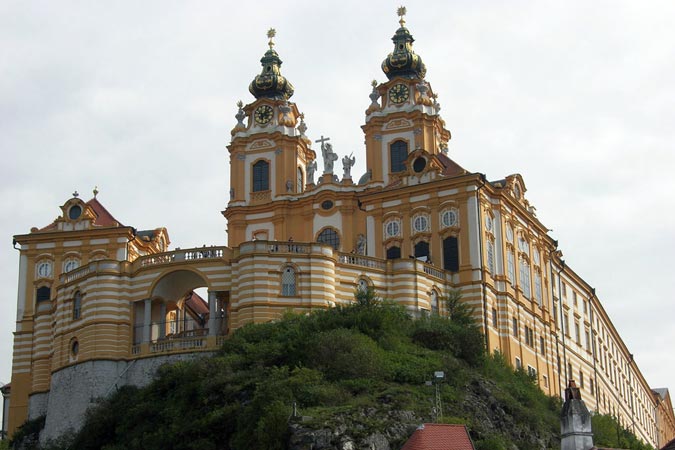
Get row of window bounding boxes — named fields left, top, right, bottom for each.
left=384, top=209, right=459, bottom=239
left=384, top=236, right=459, bottom=271
left=35, top=258, right=81, bottom=279
left=250, top=140, right=410, bottom=195
left=36, top=286, right=82, bottom=318
left=506, top=315, right=547, bottom=356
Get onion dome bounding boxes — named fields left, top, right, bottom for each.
left=249, top=29, right=294, bottom=100
left=381, top=7, right=426, bottom=80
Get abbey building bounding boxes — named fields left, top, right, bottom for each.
left=7, top=10, right=675, bottom=446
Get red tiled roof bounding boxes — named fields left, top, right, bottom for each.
left=402, top=424, right=475, bottom=450
left=185, top=291, right=209, bottom=316
left=38, top=197, right=122, bottom=231
left=437, top=153, right=468, bottom=177
left=86, top=197, right=123, bottom=227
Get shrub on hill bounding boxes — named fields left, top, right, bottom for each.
left=10, top=291, right=644, bottom=450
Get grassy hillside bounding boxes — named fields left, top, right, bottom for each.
left=10, top=290, right=647, bottom=450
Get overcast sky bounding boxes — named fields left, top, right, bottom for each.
left=2, top=1, right=674, bottom=398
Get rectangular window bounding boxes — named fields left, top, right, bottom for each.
left=512, top=317, right=519, bottom=337
left=442, top=236, right=459, bottom=272
left=583, top=300, right=588, bottom=315
left=527, top=365, right=537, bottom=377
left=515, top=357, right=522, bottom=370
left=590, top=378, right=595, bottom=395
left=520, top=261, right=531, bottom=298
left=507, top=250, right=515, bottom=283
left=543, top=375, right=549, bottom=388
left=579, top=371, right=584, bottom=389
left=540, top=336, right=546, bottom=356
left=562, top=282, right=567, bottom=298
left=492, top=308, right=497, bottom=328
left=252, top=160, right=270, bottom=192
left=568, top=362, right=573, bottom=380
left=534, top=272, right=542, bottom=306
left=585, top=330, right=591, bottom=352
left=524, top=326, right=534, bottom=347
left=575, top=321, right=581, bottom=344
left=486, top=240, right=495, bottom=275
left=573, top=291, right=578, bottom=306
left=563, top=314, right=570, bottom=336
left=552, top=302, right=558, bottom=324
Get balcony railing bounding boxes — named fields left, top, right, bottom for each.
left=135, top=246, right=228, bottom=269
left=338, top=253, right=387, bottom=270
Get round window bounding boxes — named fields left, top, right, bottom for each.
left=385, top=220, right=401, bottom=238
left=69, top=205, right=82, bottom=220
left=441, top=209, right=458, bottom=228
left=413, top=215, right=429, bottom=233
left=412, top=157, right=426, bottom=173
left=321, top=200, right=334, bottom=210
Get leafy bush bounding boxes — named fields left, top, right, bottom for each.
left=22, top=297, right=562, bottom=450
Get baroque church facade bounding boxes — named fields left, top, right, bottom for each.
left=7, top=10, right=675, bottom=446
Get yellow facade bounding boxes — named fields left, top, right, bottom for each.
left=7, top=11, right=674, bottom=447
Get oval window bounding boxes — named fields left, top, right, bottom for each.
left=321, top=200, right=334, bottom=210
left=413, top=157, right=426, bottom=173
left=69, top=205, right=82, bottom=220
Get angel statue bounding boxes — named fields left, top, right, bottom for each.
left=342, top=153, right=356, bottom=179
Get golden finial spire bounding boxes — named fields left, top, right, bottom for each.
left=397, top=6, right=407, bottom=27
left=371, top=79, right=378, bottom=87
left=267, top=28, right=276, bottom=49
left=93, top=186, right=99, bottom=198
left=236, top=100, right=243, bottom=108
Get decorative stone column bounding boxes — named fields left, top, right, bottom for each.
left=159, top=302, right=166, bottom=339
left=208, top=291, right=217, bottom=336
left=143, top=299, right=152, bottom=343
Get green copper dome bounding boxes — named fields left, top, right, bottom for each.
left=249, top=29, right=294, bottom=100
left=381, top=9, right=426, bottom=80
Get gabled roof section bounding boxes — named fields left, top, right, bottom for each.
left=85, top=196, right=123, bottom=227
left=437, top=153, right=468, bottom=177
left=36, top=194, right=124, bottom=233
left=184, top=291, right=209, bottom=316
left=402, top=424, right=475, bottom=450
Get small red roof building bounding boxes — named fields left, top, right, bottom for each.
left=401, top=424, right=476, bottom=450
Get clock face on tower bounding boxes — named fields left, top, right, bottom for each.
left=254, top=105, right=274, bottom=125
left=388, top=83, right=409, bottom=104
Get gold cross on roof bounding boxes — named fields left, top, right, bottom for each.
left=397, top=6, right=407, bottom=26
left=267, top=28, right=276, bottom=48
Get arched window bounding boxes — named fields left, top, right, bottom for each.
left=442, top=236, right=459, bottom=271
left=252, top=160, right=270, bottom=192
left=281, top=267, right=296, bottom=296
left=297, top=167, right=303, bottom=193
left=390, top=140, right=408, bottom=173
left=386, top=246, right=401, bottom=260
left=317, top=228, right=340, bottom=250
left=36, top=286, right=51, bottom=302
left=430, top=290, right=439, bottom=315
left=357, top=278, right=369, bottom=293
left=73, top=291, right=82, bottom=320
left=414, top=241, right=430, bottom=261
